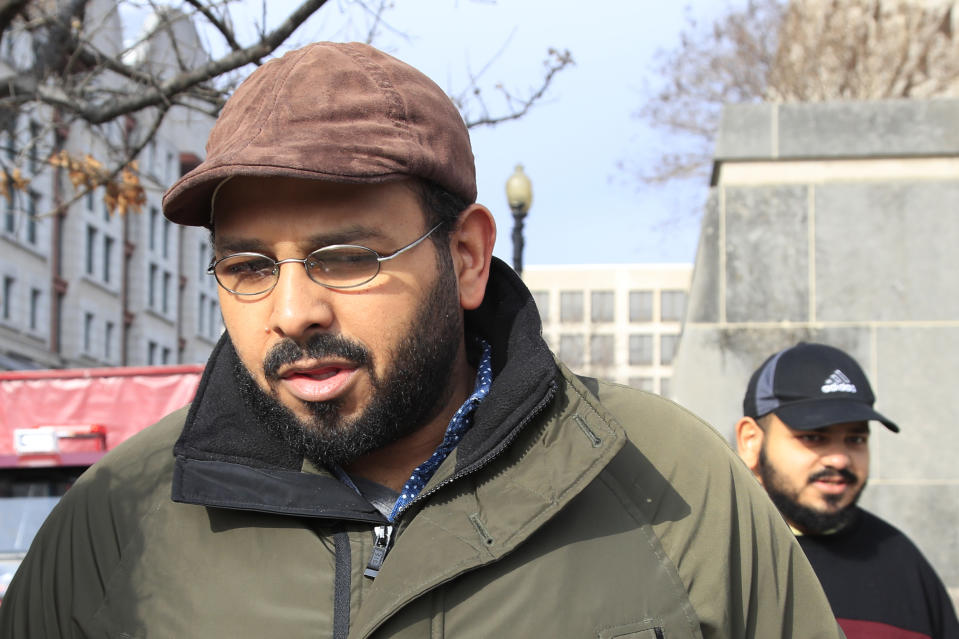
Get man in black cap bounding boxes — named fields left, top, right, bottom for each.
left=736, top=342, right=959, bottom=639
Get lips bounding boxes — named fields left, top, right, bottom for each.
left=279, top=363, right=359, bottom=403
left=811, top=477, right=851, bottom=495
left=808, top=469, right=858, bottom=496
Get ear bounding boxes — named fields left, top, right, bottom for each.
left=450, top=204, right=496, bottom=310
left=735, top=417, right=764, bottom=475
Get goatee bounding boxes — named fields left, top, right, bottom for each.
left=758, top=446, right=863, bottom=535
left=233, top=263, right=462, bottom=469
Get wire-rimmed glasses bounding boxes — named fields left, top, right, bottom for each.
left=208, top=222, right=443, bottom=295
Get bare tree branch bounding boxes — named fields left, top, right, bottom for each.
left=461, top=48, right=574, bottom=129
left=0, top=0, right=573, bottom=221
left=635, top=0, right=959, bottom=188
left=183, top=0, right=242, bottom=52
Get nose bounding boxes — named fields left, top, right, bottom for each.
left=267, top=257, right=335, bottom=340
left=820, top=446, right=853, bottom=470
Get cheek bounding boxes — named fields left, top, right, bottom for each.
left=219, top=300, right=271, bottom=371
left=853, top=451, right=870, bottom=475
left=768, top=444, right=816, bottom=484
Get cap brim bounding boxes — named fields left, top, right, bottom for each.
left=775, top=398, right=899, bottom=433
left=163, top=164, right=413, bottom=227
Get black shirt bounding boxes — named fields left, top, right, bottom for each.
left=798, top=507, right=959, bottom=639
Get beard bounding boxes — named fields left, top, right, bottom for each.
left=232, top=261, right=463, bottom=470
left=758, top=445, right=864, bottom=535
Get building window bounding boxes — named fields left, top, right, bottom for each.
left=85, top=225, right=97, bottom=275
left=660, top=334, right=679, bottom=366
left=2, top=128, right=13, bottom=161
left=531, top=290, right=549, bottom=323
left=83, top=312, right=93, bottom=353
left=629, top=377, right=655, bottom=392
left=148, top=340, right=157, bottom=365
left=103, top=236, right=114, bottom=283
left=559, top=334, right=584, bottom=367
left=161, top=346, right=171, bottom=365
left=199, top=291, right=207, bottom=334
left=26, top=193, right=37, bottom=244
left=149, top=207, right=158, bottom=251
left=5, top=194, right=15, bottom=234
left=629, top=291, right=653, bottom=322
left=629, top=334, right=653, bottom=366
left=199, top=242, right=208, bottom=279
left=29, top=288, right=39, bottom=330
left=661, top=290, right=687, bottom=323
left=28, top=120, right=39, bottom=174
left=590, top=334, right=615, bottom=366
left=208, top=299, right=217, bottom=336
left=146, top=141, right=156, bottom=174
left=591, top=291, right=614, bottom=323
left=105, top=321, right=114, bottom=360
left=659, top=377, right=671, bottom=397
left=162, top=271, right=171, bottom=314
left=86, top=188, right=94, bottom=212
left=2, top=276, right=13, bottom=321
left=167, top=151, right=175, bottom=182
left=162, top=219, right=170, bottom=258
left=149, top=263, right=158, bottom=308
left=560, top=291, right=583, bottom=323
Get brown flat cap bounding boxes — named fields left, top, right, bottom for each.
left=163, top=42, right=476, bottom=226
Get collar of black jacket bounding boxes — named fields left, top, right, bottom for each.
left=171, top=257, right=558, bottom=520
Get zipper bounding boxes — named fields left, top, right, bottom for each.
left=365, top=379, right=557, bottom=578
left=396, top=380, right=557, bottom=524
left=364, top=524, right=394, bottom=578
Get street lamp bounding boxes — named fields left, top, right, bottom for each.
left=505, top=164, right=533, bottom=276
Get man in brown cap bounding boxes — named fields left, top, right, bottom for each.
left=1, top=43, right=843, bottom=638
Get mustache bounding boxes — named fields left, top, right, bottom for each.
left=263, top=334, right=371, bottom=381
left=808, top=468, right=858, bottom=484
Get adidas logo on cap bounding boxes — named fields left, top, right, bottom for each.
left=821, top=369, right=857, bottom=394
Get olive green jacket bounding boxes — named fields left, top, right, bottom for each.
left=0, top=260, right=843, bottom=638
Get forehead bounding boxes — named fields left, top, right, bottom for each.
left=211, top=176, right=425, bottom=241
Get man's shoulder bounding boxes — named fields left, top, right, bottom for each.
left=69, top=406, right=188, bottom=502
left=567, top=373, right=771, bottom=523
left=854, top=507, right=906, bottom=535
left=577, top=375, right=738, bottom=464
left=849, top=507, right=931, bottom=557
left=801, top=507, right=939, bottom=577
left=562, top=374, right=843, bottom=638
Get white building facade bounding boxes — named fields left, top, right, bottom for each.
left=0, top=4, right=220, bottom=370
left=522, top=264, right=692, bottom=395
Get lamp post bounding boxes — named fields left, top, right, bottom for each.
left=505, top=164, right=533, bottom=277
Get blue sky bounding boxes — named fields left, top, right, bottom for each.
left=125, top=1, right=729, bottom=266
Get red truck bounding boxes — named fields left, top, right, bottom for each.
left=0, top=364, right=203, bottom=603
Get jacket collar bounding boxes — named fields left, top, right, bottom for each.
left=171, top=258, right=559, bottom=519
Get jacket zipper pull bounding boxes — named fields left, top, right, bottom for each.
left=364, top=524, right=394, bottom=579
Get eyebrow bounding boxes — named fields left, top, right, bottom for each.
left=214, top=225, right=391, bottom=255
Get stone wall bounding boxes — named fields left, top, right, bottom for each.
left=672, top=98, right=959, bottom=605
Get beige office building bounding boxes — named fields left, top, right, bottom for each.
left=522, top=264, right=692, bottom=395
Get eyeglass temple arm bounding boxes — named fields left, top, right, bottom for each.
left=376, top=222, right=443, bottom=263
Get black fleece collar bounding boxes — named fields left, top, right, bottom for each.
left=171, top=257, right=558, bottom=517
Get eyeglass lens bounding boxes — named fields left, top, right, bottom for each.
left=214, top=246, right=381, bottom=294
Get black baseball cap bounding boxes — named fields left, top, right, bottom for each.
left=743, top=342, right=899, bottom=432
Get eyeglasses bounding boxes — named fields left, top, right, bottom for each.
left=208, top=222, right=443, bottom=295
